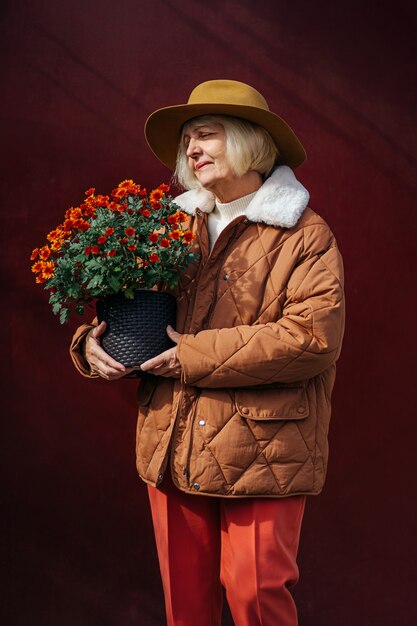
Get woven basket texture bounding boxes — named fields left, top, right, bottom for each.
left=96, top=290, right=177, bottom=367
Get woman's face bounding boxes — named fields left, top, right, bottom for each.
left=183, top=121, right=236, bottom=191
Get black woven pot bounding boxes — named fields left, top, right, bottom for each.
left=96, top=290, right=177, bottom=368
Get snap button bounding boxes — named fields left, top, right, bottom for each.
left=157, top=473, right=164, bottom=483
left=223, top=274, right=229, bottom=280
left=196, top=209, right=202, bottom=216
left=198, top=419, right=206, bottom=426
left=193, top=483, right=200, bottom=491
left=240, top=407, right=250, bottom=415
left=297, top=406, right=306, bottom=414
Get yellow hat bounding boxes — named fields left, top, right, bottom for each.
left=144, top=79, right=306, bottom=171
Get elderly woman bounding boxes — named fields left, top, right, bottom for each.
left=70, top=80, right=345, bottom=626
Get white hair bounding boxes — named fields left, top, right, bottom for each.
left=174, top=115, right=280, bottom=190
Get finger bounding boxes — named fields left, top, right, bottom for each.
left=166, top=325, right=181, bottom=344
left=92, top=321, right=107, bottom=338
left=140, top=354, right=166, bottom=371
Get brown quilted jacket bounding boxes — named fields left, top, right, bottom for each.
left=70, top=167, right=345, bottom=498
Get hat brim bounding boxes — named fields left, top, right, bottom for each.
left=144, top=103, right=306, bottom=171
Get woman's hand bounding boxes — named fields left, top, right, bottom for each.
left=84, top=321, right=134, bottom=380
left=140, top=326, right=182, bottom=378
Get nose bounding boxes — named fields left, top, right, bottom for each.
left=186, top=137, right=202, bottom=158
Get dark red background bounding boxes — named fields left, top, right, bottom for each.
left=2, top=1, right=417, bottom=624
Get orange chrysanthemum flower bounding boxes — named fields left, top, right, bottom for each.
left=39, top=246, right=51, bottom=261
left=150, top=189, right=163, bottom=202
left=92, top=195, right=109, bottom=208
left=160, top=238, right=170, bottom=248
left=169, top=229, right=182, bottom=240
left=36, top=274, right=47, bottom=284
left=85, top=187, right=95, bottom=196
left=31, top=261, right=44, bottom=274
left=51, top=240, right=62, bottom=252
left=158, top=183, right=170, bottom=193
left=182, top=231, right=195, bottom=243
left=30, top=248, right=39, bottom=261
left=42, top=262, right=55, bottom=279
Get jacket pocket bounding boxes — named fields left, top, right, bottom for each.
left=235, top=386, right=309, bottom=421
left=136, top=376, right=157, bottom=406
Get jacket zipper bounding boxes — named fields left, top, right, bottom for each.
left=204, top=221, right=243, bottom=329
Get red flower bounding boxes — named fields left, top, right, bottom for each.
left=42, top=262, right=55, bottom=279
left=105, top=227, right=114, bottom=236
left=151, top=201, right=161, bottom=210
left=31, top=261, right=43, bottom=273
left=84, top=246, right=91, bottom=254
left=76, top=220, right=91, bottom=232
left=149, top=253, right=160, bottom=263
left=141, top=209, right=150, bottom=217
left=30, top=248, right=39, bottom=261
left=159, top=183, right=170, bottom=193
left=160, top=218, right=166, bottom=225
left=85, top=187, right=95, bottom=196
left=150, top=189, right=163, bottom=202
left=139, top=188, right=147, bottom=197
left=39, top=246, right=51, bottom=260
left=160, top=238, right=170, bottom=248
left=108, top=249, right=117, bottom=257
left=97, top=236, right=107, bottom=244
left=36, top=274, right=47, bottom=284
left=169, top=229, right=181, bottom=240
left=167, top=214, right=177, bottom=224
left=128, top=244, right=137, bottom=251
left=148, top=232, right=159, bottom=243
left=91, top=245, right=99, bottom=255
left=182, top=231, right=195, bottom=243
left=125, top=227, right=135, bottom=237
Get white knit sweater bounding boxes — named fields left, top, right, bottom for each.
left=208, top=191, right=257, bottom=249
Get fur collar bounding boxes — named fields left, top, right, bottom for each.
left=174, top=165, right=310, bottom=229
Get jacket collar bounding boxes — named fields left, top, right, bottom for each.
left=174, top=165, right=310, bottom=229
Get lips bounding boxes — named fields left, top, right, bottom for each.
left=195, top=161, right=212, bottom=170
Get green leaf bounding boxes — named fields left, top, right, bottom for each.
left=52, top=301, right=62, bottom=315
left=59, top=308, right=69, bottom=324
left=108, top=275, right=121, bottom=291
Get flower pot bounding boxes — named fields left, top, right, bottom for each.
left=96, top=290, right=177, bottom=368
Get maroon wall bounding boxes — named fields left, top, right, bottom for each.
left=3, top=1, right=417, bottom=624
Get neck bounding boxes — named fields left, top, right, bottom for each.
left=207, top=170, right=263, bottom=203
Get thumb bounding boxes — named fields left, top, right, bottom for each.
left=92, top=321, right=107, bottom=338
left=166, top=325, right=181, bottom=344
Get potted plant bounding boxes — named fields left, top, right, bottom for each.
left=31, top=179, right=198, bottom=366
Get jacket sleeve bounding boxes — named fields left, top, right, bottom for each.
left=177, top=228, right=345, bottom=388
left=69, top=319, right=99, bottom=378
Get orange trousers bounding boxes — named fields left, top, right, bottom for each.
left=147, top=474, right=306, bottom=626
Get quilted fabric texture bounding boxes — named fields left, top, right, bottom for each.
left=70, top=174, right=345, bottom=498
